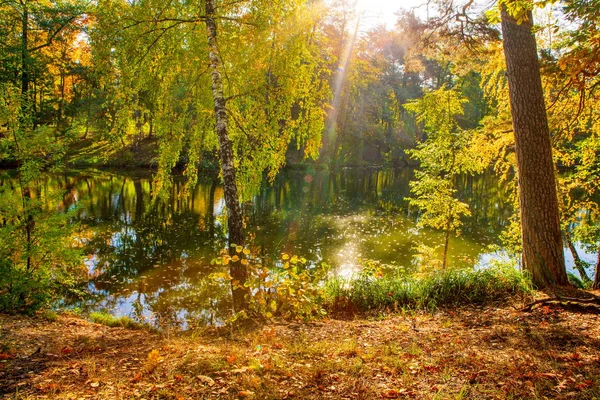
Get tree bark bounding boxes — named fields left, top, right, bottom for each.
left=500, top=7, right=568, bottom=287
left=205, top=0, right=248, bottom=311
left=593, top=244, right=600, bottom=290
left=21, top=3, right=29, bottom=98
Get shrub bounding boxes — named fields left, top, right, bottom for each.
left=0, top=260, right=54, bottom=314
left=211, top=248, right=330, bottom=322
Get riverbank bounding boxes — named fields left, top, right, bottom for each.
left=2, top=295, right=600, bottom=399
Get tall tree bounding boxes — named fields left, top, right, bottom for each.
left=499, top=3, right=568, bottom=287
left=204, top=0, right=247, bottom=310
left=405, top=87, right=481, bottom=269
left=92, top=0, right=329, bottom=311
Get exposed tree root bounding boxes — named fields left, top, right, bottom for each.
left=522, top=293, right=600, bottom=313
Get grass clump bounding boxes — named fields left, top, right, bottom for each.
left=89, top=311, right=145, bottom=330
left=41, top=309, right=58, bottom=321
left=324, top=265, right=532, bottom=313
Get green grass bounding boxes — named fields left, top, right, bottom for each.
left=324, top=265, right=532, bottom=313
left=41, top=309, right=58, bottom=322
left=89, top=311, right=146, bottom=330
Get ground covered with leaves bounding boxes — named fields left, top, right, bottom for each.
left=2, top=296, right=600, bottom=399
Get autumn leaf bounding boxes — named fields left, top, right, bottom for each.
left=131, top=372, right=143, bottom=383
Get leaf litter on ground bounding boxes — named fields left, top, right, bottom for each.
left=1, top=293, right=600, bottom=399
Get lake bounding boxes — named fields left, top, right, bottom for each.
left=12, top=167, right=598, bottom=327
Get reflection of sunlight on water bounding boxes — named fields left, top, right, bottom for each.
left=336, top=240, right=361, bottom=279
left=332, top=214, right=369, bottom=278
left=474, top=251, right=513, bottom=270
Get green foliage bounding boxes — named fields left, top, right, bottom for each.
left=0, top=259, right=52, bottom=314
left=404, top=88, right=481, bottom=230
left=89, top=311, right=145, bottom=330
left=404, top=87, right=484, bottom=267
left=567, top=272, right=587, bottom=290
left=212, top=249, right=330, bottom=321
left=91, top=0, right=330, bottom=200
left=324, top=264, right=532, bottom=313
left=0, top=83, right=86, bottom=314
left=42, top=309, right=58, bottom=321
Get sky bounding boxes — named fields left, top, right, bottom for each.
left=355, top=0, right=432, bottom=28
left=354, top=0, right=495, bottom=30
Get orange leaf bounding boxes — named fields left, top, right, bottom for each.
left=130, top=372, right=143, bottom=383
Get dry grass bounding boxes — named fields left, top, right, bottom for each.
left=1, top=296, right=600, bottom=399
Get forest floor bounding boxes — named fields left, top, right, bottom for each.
left=2, top=294, right=600, bottom=399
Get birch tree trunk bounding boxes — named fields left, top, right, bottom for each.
left=205, top=0, right=248, bottom=311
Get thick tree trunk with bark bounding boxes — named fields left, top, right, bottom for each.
left=500, top=7, right=568, bottom=287
left=205, top=0, right=248, bottom=311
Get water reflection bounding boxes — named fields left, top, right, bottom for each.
left=13, top=168, right=596, bottom=327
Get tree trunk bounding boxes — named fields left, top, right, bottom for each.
left=442, top=228, right=450, bottom=270
left=21, top=5, right=29, bottom=98
left=593, top=243, right=600, bottom=290
left=205, top=0, right=248, bottom=312
left=500, top=7, right=568, bottom=287
left=564, top=230, right=591, bottom=283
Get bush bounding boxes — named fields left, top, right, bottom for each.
left=324, top=264, right=532, bottom=313
left=0, top=260, right=54, bottom=314
left=212, top=248, right=330, bottom=322
left=0, top=259, right=84, bottom=314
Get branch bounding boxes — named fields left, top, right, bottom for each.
left=224, top=86, right=266, bottom=102
left=121, top=15, right=257, bottom=31
left=28, top=15, right=80, bottom=53
left=133, top=22, right=181, bottom=65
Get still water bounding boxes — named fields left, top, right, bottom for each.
left=42, top=168, right=597, bottom=327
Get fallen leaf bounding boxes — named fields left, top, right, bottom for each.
left=130, top=372, right=142, bottom=383
left=197, top=375, right=215, bottom=386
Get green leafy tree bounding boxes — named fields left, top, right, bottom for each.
left=404, top=87, right=482, bottom=269
left=91, top=0, right=330, bottom=311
